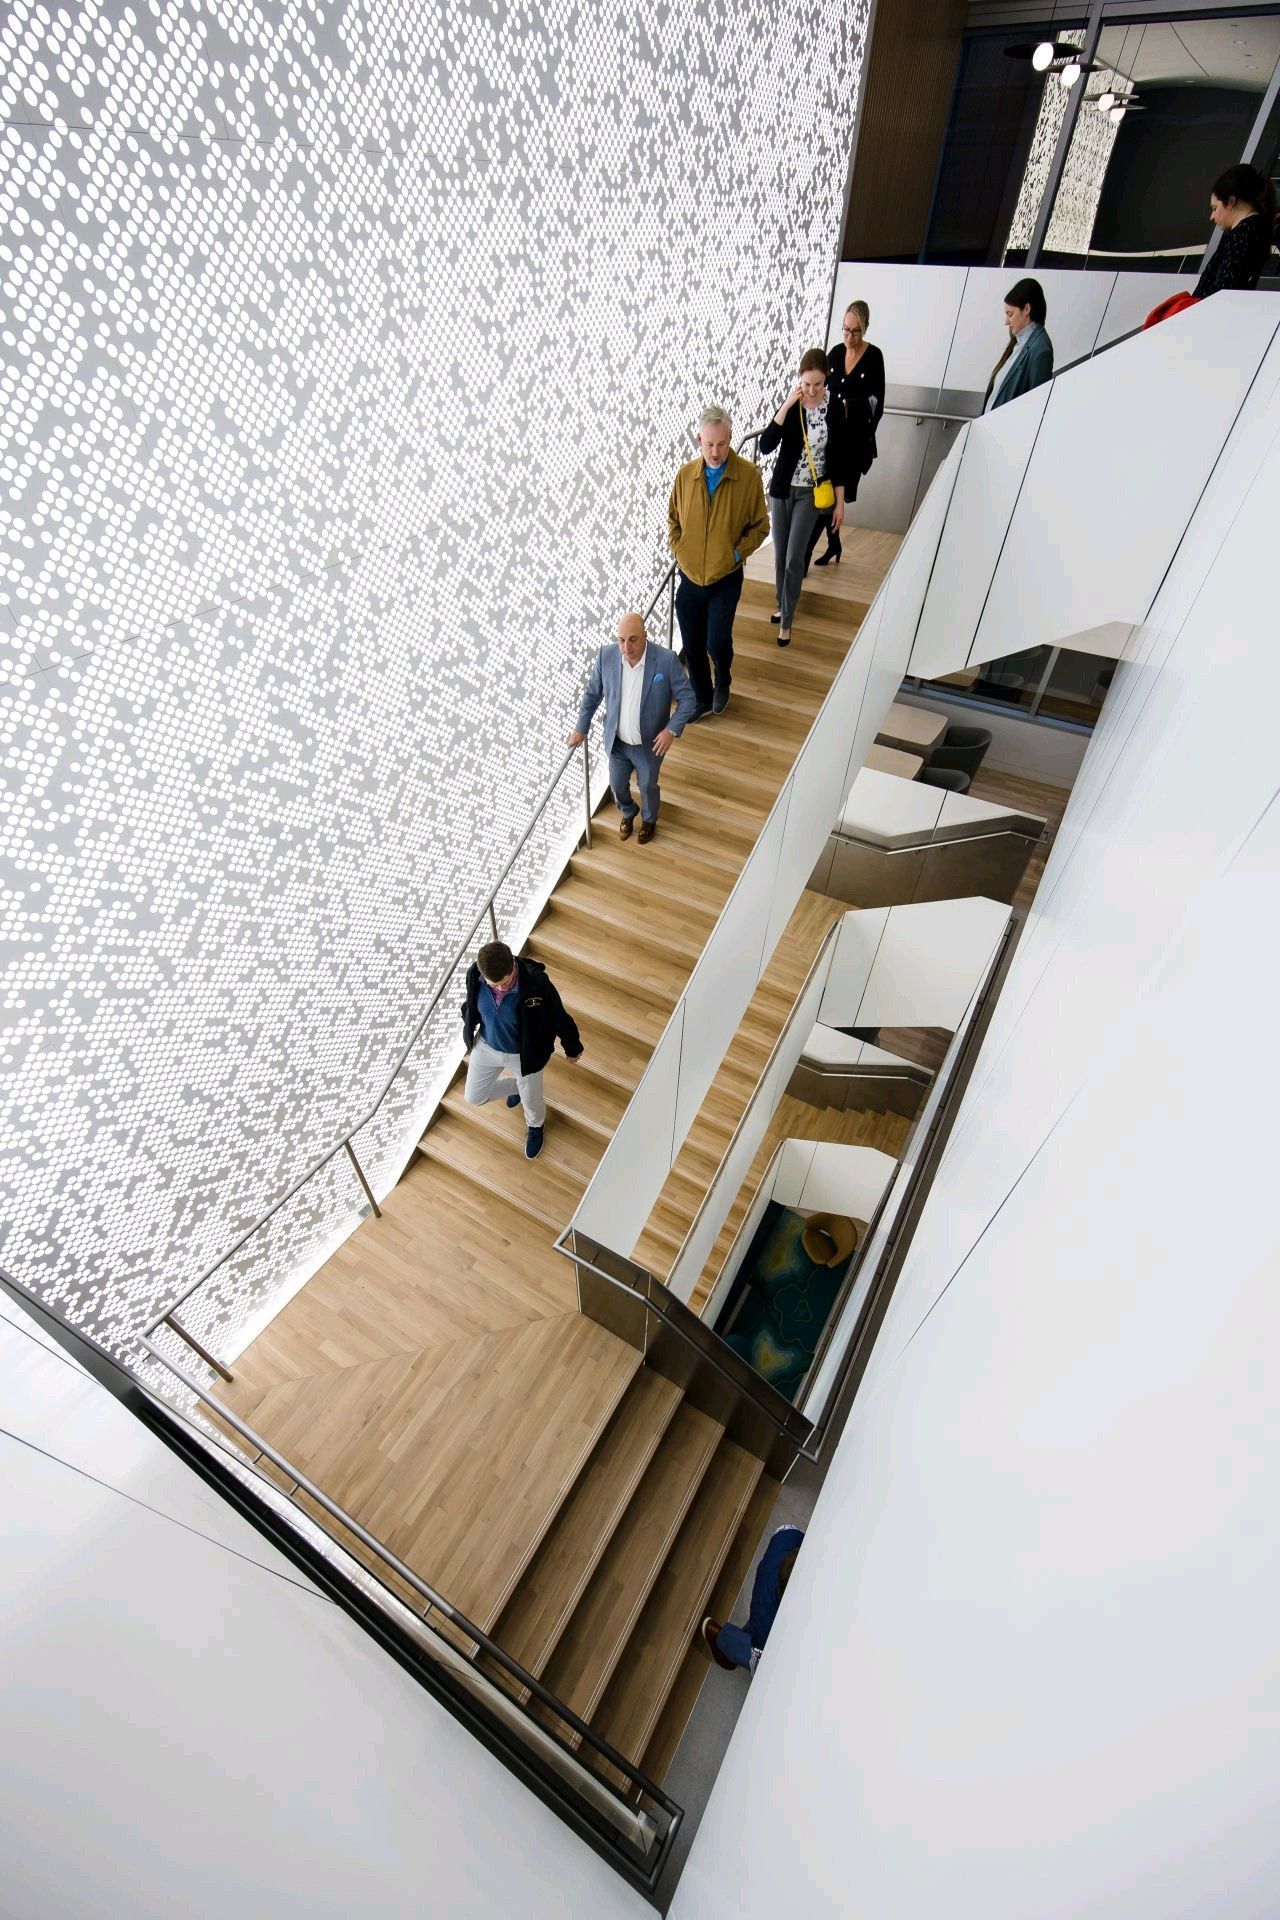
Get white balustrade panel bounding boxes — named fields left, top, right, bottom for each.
left=974, top=294, right=1280, bottom=663
left=763, top=624, right=876, bottom=953
left=671, top=798, right=791, bottom=1146
left=571, top=1004, right=685, bottom=1257
left=772, top=1140, right=896, bottom=1218
left=819, top=899, right=1008, bottom=1031
left=908, top=387, right=1048, bottom=681
left=666, top=931, right=837, bottom=1301
left=828, top=264, right=968, bottom=390
left=940, top=268, right=1115, bottom=396
left=1096, top=269, right=1199, bottom=348
left=868, top=430, right=965, bottom=681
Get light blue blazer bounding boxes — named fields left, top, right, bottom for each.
left=574, top=642, right=698, bottom=756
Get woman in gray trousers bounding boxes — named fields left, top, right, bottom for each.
left=757, top=348, right=848, bottom=648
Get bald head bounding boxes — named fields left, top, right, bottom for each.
left=616, top=610, right=647, bottom=667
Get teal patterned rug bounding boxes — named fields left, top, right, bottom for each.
left=717, top=1203, right=852, bottom=1401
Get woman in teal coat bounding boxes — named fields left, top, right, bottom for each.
left=984, top=277, right=1054, bottom=413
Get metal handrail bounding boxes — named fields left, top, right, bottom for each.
left=132, top=1323, right=682, bottom=1830
left=0, top=1257, right=680, bottom=1883
left=148, top=421, right=770, bottom=1376
left=556, top=1228, right=812, bottom=1451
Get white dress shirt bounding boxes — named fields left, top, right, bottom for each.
left=618, top=651, right=645, bottom=745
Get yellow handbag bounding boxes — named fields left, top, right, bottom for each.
left=801, top=405, right=837, bottom=512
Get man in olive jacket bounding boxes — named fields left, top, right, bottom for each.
left=462, top=941, right=583, bottom=1161
left=667, top=404, right=770, bottom=718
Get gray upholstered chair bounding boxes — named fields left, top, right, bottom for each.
left=930, top=723, right=992, bottom=779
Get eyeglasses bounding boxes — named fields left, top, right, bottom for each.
left=843, top=326, right=864, bottom=337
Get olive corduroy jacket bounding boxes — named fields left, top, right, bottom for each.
left=667, top=447, right=769, bottom=587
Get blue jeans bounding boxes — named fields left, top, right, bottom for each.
left=608, top=738, right=662, bottom=823
left=713, top=1526, right=805, bottom=1671
left=675, top=567, right=743, bottom=708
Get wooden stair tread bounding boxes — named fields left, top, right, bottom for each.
left=729, top=647, right=835, bottom=697
left=551, top=874, right=710, bottom=970
left=661, top=757, right=772, bottom=816
left=564, top=859, right=721, bottom=943
left=538, top=1400, right=723, bottom=1726
left=722, top=678, right=823, bottom=725
left=436, top=1090, right=606, bottom=1183
left=532, top=912, right=691, bottom=1011
left=520, top=951, right=672, bottom=1052
left=419, top=1110, right=585, bottom=1231
left=491, top=1369, right=685, bottom=1685
left=637, top=1473, right=781, bottom=1787
left=593, top=1437, right=765, bottom=1768
left=653, top=791, right=760, bottom=850
left=572, top=832, right=735, bottom=910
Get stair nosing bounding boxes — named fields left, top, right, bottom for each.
left=547, top=1407, right=725, bottom=1735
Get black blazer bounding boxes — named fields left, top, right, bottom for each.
left=826, top=341, right=885, bottom=479
left=1196, top=212, right=1275, bottom=298
left=461, top=956, right=582, bottom=1075
left=758, top=390, right=851, bottom=501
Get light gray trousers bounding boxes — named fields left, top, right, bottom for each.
left=463, top=1040, right=546, bottom=1126
left=770, top=486, right=823, bottom=627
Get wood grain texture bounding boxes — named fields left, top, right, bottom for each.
left=841, top=0, right=968, bottom=261
left=212, top=528, right=900, bottom=1734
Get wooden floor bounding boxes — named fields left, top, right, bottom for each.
left=209, top=529, right=900, bottom=1783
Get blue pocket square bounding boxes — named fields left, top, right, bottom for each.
left=654, top=672, right=665, bottom=682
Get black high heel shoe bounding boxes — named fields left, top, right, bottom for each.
left=813, top=533, right=843, bottom=568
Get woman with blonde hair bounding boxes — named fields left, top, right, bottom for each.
left=758, top=349, right=849, bottom=647
left=812, top=297, right=885, bottom=567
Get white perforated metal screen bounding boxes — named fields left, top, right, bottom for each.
left=1, top=0, right=869, bottom=1354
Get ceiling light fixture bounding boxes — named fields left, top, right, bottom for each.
left=1058, top=58, right=1082, bottom=88
left=1033, top=39, right=1056, bottom=70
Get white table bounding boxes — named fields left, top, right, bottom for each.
left=874, top=701, right=947, bottom=758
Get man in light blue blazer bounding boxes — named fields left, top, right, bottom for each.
left=569, top=610, right=698, bottom=844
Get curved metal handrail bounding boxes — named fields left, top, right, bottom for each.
left=148, top=422, right=770, bottom=1372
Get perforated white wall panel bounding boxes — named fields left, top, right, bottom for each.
left=1, top=2, right=869, bottom=1353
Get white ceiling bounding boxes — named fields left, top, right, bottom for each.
left=1097, top=15, right=1280, bottom=91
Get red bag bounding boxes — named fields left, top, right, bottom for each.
left=1143, top=292, right=1200, bottom=330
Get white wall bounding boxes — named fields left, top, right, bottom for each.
left=0, top=1296, right=643, bottom=1920
left=674, top=302, right=1280, bottom=1920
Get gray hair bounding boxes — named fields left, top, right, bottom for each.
left=698, top=404, right=732, bottom=432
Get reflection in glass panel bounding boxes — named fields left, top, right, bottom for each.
left=968, top=645, right=1051, bottom=714
left=1037, top=649, right=1114, bottom=725
left=1039, top=15, right=1280, bottom=272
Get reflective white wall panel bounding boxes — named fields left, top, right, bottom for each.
left=0, top=0, right=872, bottom=1346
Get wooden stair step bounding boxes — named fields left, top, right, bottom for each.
left=720, top=677, right=823, bottom=725
left=437, top=1088, right=605, bottom=1184
left=550, top=874, right=709, bottom=972
left=729, top=645, right=835, bottom=698
left=538, top=1053, right=631, bottom=1138
left=741, top=577, right=869, bottom=628
left=592, top=1436, right=766, bottom=1772
left=565, top=855, right=721, bottom=942
left=637, top=1472, right=782, bottom=1788
left=419, top=1110, right=585, bottom=1233
left=735, top=600, right=857, bottom=645
left=530, top=914, right=689, bottom=1016
left=489, top=1369, right=685, bottom=1692
left=681, top=702, right=806, bottom=757
left=654, top=789, right=761, bottom=852
left=661, top=758, right=770, bottom=819
left=537, top=1400, right=723, bottom=1730
left=520, top=949, right=673, bottom=1051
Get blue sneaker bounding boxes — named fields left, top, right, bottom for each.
left=506, top=1091, right=522, bottom=1109
left=524, top=1125, right=544, bottom=1160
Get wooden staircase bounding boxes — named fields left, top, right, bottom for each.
left=211, top=531, right=901, bottom=1795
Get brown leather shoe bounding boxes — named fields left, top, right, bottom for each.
left=702, top=1617, right=736, bottom=1670
left=619, top=816, right=633, bottom=841
left=637, top=820, right=656, bottom=845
